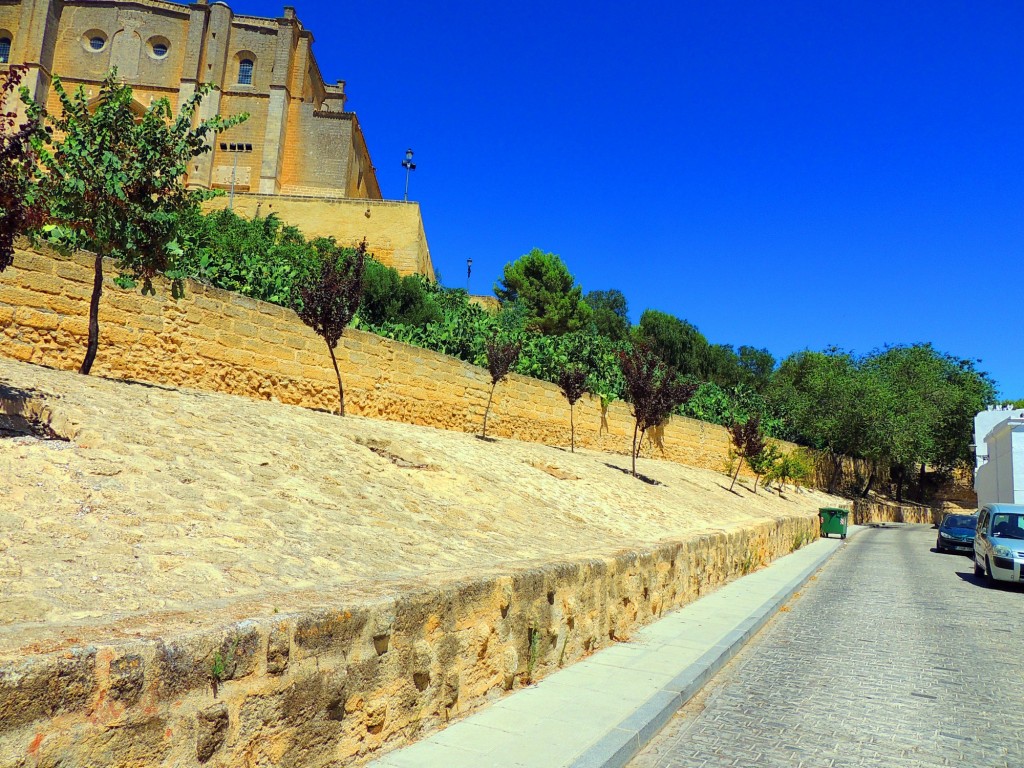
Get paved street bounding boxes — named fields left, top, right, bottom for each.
left=629, top=524, right=1024, bottom=768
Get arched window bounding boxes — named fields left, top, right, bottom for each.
left=238, top=59, right=254, bottom=85
left=0, top=37, right=11, bottom=64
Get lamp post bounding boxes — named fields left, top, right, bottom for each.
left=466, top=258, right=472, bottom=294
left=219, top=142, right=253, bottom=210
left=402, top=148, right=416, bottom=201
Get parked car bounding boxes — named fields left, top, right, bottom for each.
left=974, top=504, right=1024, bottom=584
left=935, top=513, right=978, bottom=554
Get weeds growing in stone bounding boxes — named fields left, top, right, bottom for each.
left=297, top=239, right=367, bottom=416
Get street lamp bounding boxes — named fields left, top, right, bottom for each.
left=466, top=258, right=473, bottom=294
left=402, top=148, right=416, bottom=201
left=219, top=142, right=253, bottom=209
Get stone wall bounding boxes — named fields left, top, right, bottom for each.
left=0, top=515, right=819, bottom=768
left=0, top=245, right=760, bottom=473
left=203, top=194, right=435, bottom=280
left=851, top=499, right=939, bottom=526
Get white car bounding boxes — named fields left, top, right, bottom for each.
left=974, top=504, right=1024, bottom=584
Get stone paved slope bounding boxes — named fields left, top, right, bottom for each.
left=0, top=357, right=839, bottom=657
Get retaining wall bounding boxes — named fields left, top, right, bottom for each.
left=0, top=516, right=819, bottom=768
left=0, top=245, right=780, bottom=474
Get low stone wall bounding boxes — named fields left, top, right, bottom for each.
left=0, top=245, right=791, bottom=474
left=0, top=515, right=818, bottom=768
left=851, top=499, right=939, bottom=526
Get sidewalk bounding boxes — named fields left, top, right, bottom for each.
left=368, top=527, right=860, bottom=768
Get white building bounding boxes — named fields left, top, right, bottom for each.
left=974, top=405, right=1024, bottom=507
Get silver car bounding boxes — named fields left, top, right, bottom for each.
left=974, top=504, right=1024, bottom=584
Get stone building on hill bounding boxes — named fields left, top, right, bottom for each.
left=0, top=0, right=435, bottom=279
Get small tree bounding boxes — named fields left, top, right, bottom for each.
left=0, top=67, right=42, bottom=273
left=728, top=416, right=766, bottom=492
left=24, top=72, right=246, bottom=374
left=297, top=240, right=367, bottom=416
left=481, top=337, right=521, bottom=438
left=557, top=366, right=588, bottom=452
left=747, top=440, right=782, bottom=495
left=618, top=344, right=696, bottom=478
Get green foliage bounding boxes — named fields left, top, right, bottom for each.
left=177, top=208, right=312, bottom=306
left=585, top=289, right=630, bottom=341
left=24, top=71, right=245, bottom=373
left=634, top=309, right=710, bottom=378
left=360, top=258, right=442, bottom=327
left=766, top=449, right=814, bottom=494
left=494, top=248, right=592, bottom=335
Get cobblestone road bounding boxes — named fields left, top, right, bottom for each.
left=629, top=524, right=1024, bottom=768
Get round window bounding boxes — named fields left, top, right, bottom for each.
left=148, top=37, right=170, bottom=59
left=82, top=31, right=107, bottom=52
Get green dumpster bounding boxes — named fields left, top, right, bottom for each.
left=819, top=507, right=849, bottom=539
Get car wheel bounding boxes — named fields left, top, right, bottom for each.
left=974, top=557, right=984, bottom=577
left=936, top=539, right=944, bottom=552
left=985, top=557, right=996, bottom=585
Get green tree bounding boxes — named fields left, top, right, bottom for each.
left=769, top=349, right=875, bottom=492
left=585, top=289, right=630, bottom=341
left=737, top=346, right=776, bottom=392
left=25, top=71, right=245, bottom=374
left=634, top=309, right=711, bottom=378
left=494, top=248, right=592, bottom=335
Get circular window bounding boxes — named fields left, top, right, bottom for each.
left=148, top=36, right=170, bottom=59
left=82, top=30, right=107, bottom=52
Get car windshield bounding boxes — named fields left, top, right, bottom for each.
left=943, top=516, right=977, bottom=529
left=991, top=513, right=1024, bottom=539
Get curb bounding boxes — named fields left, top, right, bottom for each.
left=568, top=529, right=856, bottom=768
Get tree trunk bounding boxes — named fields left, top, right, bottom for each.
left=827, top=453, right=842, bottom=494
left=860, top=462, right=875, bottom=498
left=79, top=252, right=104, bottom=375
left=631, top=421, right=639, bottom=477
left=917, top=462, right=927, bottom=502
left=569, top=402, right=575, bottom=453
left=482, top=381, right=496, bottom=437
left=753, top=474, right=760, bottom=494
left=894, top=465, right=905, bottom=502
left=327, top=343, right=344, bottom=416
left=729, top=456, right=744, bottom=492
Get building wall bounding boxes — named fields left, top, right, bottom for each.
left=204, top=193, right=436, bottom=280
left=0, top=0, right=380, bottom=199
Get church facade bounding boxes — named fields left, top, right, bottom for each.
left=0, top=0, right=381, bottom=199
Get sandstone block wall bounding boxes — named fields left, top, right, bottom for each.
left=0, top=515, right=819, bottom=768
left=203, top=194, right=436, bottom=280
left=0, top=245, right=773, bottom=475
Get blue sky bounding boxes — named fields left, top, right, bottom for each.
left=236, top=0, right=1023, bottom=397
